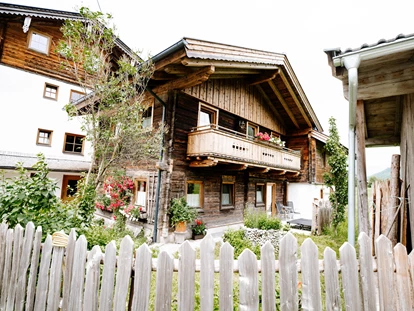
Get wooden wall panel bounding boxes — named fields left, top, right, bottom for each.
left=183, top=79, right=286, bottom=135
left=285, top=135, right=309, bottom=183
left=1, top=21, right=79, bottom=84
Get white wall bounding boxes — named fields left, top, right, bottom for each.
left=287, top=182, right=330, bottom=219
left=0, top=65, right=91, bottom=160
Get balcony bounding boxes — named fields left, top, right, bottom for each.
left=187, top=126, right=301, bottom=172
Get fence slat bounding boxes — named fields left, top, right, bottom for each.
left=154, top=251, right=174, bottom=311
left=261, top=241, right=275, bottom=311
left=113, top=235, right=134, bottom=311
left=99, top=241, right=117, bottom=311
left=67, top=235, right=87, bottom=311
left=178, top=241, right=195, bottom=311
left=301, top=238, right=322, bottom=310
left=200, top=234, right=215, bottom=311
left=279, top=232, right=298, bottom=311
left=340, top=242, right=360, bottom=311
left=376, top=235, right=395, bottom=311
left=61, top=229, right=76, bottom=311
left=0, top=229, right=14, bottom=310
left=219, top=242, right=234, bottom=311
left=0, top=222, right=9, bottom=296
left=25, top=226, right=42, bottom=311
left=46, top=246, right=65, bottom=311
left=84, top=245, right=102, bottom=311
left=394, top=244, right=413, bottom=310
left=323, top=247, right=341, bottom=311
left=239, top=249, right=259, bottom=311
left=6, top=224, right=24, bottom=311
left=131, top=244, right=152, bottom=311
left=33, top=235, right=53, bottom=311
left=358, top=232, right=377, bottom=311
left=15, top=222, right=35, bottom=311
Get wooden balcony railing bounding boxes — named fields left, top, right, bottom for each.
left=187, top=125, right=301, bottom=171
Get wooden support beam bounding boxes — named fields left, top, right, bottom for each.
left=249, top=167, right=270, bottom=174
left=365, top=136, right=400, bottom=147
left=164, top=64, right=194, bottom=75
left=279, top=71, right=312, bottom=127
left=268, top=80, right=300, bottom=129
left=223, top=164, right=248, bottom=171
left=249, top=69, right=279, bottom=86
left=394, top=96, right=403, bottom=137
left=190, top=159, right=218, bottom=167
left=270, top=170, right=286, bottom=175
left=256, top=85, right=286, bottom=127
left=154, top=49, right=186, bottom=71
left=152, top=66, right=215, bottom=95
left=181, top=57, right=279, bottom=70
left=356, top=99, right=370, bottom=235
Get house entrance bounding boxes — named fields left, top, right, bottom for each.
left=266, top=183, right=276, bottom=216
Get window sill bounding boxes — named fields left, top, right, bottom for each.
left=220, top=205, right=235, bottom=210
left=62, top=151, right=84, bottom=156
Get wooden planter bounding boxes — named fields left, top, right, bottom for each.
left=174, top=221, right=187, bottom=233
left=192, top=233, right=205, bottom=240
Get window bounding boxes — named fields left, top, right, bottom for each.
left=142, top=106, right=153, bottom=128
left=221, top=183, right=235, bottom=208
left=256, top=183, right=265, bottom=206
left=247, top=122, right=259, bottom=138
left=70, top=90, right=85, bottom=103
left=36, top=129, right=52, bottom=146
left=44, top=83, right=58, bottom=100
left=63, top=133, right=84, bottom=154
left=61, top=175, right=81, bottom=201
left=186, top=181, right=203, bottom=208
left=134, top=180, right=147, bottom=209
left=198, top=104, right=218, bottom=127
left=28, top=30, right=50, bottom=55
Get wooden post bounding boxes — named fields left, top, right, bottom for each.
left=387, top=154, right=400, bottom=246
left=356, top=100, right=370, bottom=236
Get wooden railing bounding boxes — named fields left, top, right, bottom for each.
left=187, top=125, right=301, bottom=171
left=1, top=222, right=413, bottom=310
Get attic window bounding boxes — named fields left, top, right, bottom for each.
left=28, top=30, right=50, bottom=55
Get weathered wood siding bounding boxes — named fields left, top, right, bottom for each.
left=0, top=20, right=78, bottom=84
left=314, top=139, right=329, bottom=184
left=184, top=79, right=286, bottom=135
left=285, top=135, right=309, bottom=183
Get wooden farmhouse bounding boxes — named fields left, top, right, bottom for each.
left=0, top=3, right=133, bottom=200
left=133, top=38, right=331, bottom=242
left=325, top=34, right=414, bottom=250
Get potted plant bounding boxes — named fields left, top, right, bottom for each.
left=191, top=219, right=206, bottom=239
left=168, top=197, right=198, bottom=232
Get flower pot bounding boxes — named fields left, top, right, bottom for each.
left=175, top=221, right=187, bottom=233
left=192, top=233, right=205, bottom=240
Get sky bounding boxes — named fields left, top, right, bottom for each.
left=6, top=0, right=411, bottom=175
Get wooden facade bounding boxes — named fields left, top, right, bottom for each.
left=134, top=38, right=330, bottom=241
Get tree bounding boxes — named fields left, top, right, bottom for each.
left=57, top=8, right=163, bottom=193
left=323, top=117, right=348, bottom=228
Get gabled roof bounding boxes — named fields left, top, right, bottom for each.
left=0, top=2, right=137, bottom=59
left=149, top=37, right=323, bottom=132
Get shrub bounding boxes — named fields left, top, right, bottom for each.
left=244, top=209, right=282, bottom=230
left=168, top=197, right=198, bottom=227
left=223, top=229, right=261, bottom=259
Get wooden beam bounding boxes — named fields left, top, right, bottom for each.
left=268, top=80, right=300, bottom=129
left=356, top=100, right=369, bottom=235
left=249, top=167, right=270, bottom=174
left=152, top=66, right=215, bottom=94
left=256, top=85, right=286, bottom=127
left=270, top=170, right=286, bottom=175
left=164, top=64, right=194, bottom=75
left=190, top=158, right=218, bottom=167
left=181, top=57, right=279, bottom=70
left=222, top=164, right=248, bottom=171
left=164, top=65, right=260, bottom=76
left=151, top=71, right=176, bottom=80
left=153, top=49, right=186, bottom=71
left=365, top=136, right=400, bottom=147
left=279, top=71, right=312, bottom=127
left=394, top=96, right=403, bottom=137
left=249, top=69, right=279, bottom=86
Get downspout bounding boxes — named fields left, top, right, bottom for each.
left=146, top=87, right=166, bottom=243
left=343, top=55, right=360, bottom=246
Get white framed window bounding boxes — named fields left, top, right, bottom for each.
left=198, top=103, right=218, bottom=128
left=44, top=83, right=58, bottom=100
left=28, top=30, right=51, bottom=55
left=36, top=129, right=52, bottom=146
left=186, top=181, right=203, bottom=208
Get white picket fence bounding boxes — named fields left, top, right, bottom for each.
left=0, top=221, right=413, bottom=310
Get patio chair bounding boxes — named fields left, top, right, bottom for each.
left=286, top=201, right=301, bottom=219
left=276, top=202, right=288, bottom=219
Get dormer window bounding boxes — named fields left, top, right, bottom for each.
left=28, top=30, right=50, bottom=55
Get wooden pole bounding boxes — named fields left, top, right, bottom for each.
left=387, top=154, right=400, bottom=246
left=356, top=100, right=370, bottom=235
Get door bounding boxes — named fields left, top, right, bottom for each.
left=266, top=183, right=276, bottom=216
